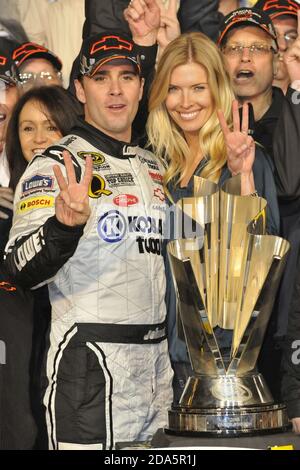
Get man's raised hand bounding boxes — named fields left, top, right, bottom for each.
left=53, top=150, right=93, bottom=227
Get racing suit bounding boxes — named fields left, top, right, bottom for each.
left=4, top=118, right=173, bottom=450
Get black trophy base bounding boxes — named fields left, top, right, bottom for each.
left=165, top=403, right=290, bottom=437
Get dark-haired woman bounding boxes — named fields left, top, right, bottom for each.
left=6, top=85, right=82, bottom=193
left=0, top=85, right=81, bottom=449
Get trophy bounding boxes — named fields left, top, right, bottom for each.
left=166, top=176, right=290, bottom=436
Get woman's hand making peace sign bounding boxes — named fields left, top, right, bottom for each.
left=218, top=100, right=256, bottom=195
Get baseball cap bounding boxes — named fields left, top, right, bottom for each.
left=254, top=0, right=300, bottom=20
left=79, top=33, right=141, bottom=77
left=12, top=42, right=62, bottom=71
left=218, top=7, right=278, bottom=46
left=0, top=51, right=17, bottom=85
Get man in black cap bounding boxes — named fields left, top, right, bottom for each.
left=255, top=0, right=300, bottom=93
left=218, top=7, right=280, bottom=161
left=218, top=5, right=300, bottom=405
left=218, top=7, right=285, bottom=402
left=4, top=31, right=173, bottom=450
left=12, top=41, right=63, bottom=92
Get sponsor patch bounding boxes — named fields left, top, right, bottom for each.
left=139, top=156, right=160, bottom=170
left=21, top=174, right=54, bottom=196
left=77, top=151, right=110, bottom=170
left=98, top=210, right=127, bottom=243
left=89, top=174, right=112, bottom=198
left=136, top=236, right=163, bottom=256
left=17, top=196, right=54, bottom=213
left=149, top=171, right=163, bottom=185
left=105, top=173, right=135, bottom=187
left=154, top=187, right=165, bottom=202
left=97, top=211, right=163, bottom=243
left=113, top=194, right=139, bottom=207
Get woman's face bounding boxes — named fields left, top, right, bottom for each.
left=165, top=62, right=214, bottom=140
left=18, top=100, right=62, bottom=162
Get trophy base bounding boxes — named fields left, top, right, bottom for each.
left=166, top=403, right=290, bottom=437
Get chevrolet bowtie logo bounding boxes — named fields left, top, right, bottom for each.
left=90, top=36, right=133, bottom=54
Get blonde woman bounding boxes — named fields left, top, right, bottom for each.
left=147, top=32, right=280, bottom=402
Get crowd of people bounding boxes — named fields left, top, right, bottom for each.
left=0, top=0, right=300, bottom=449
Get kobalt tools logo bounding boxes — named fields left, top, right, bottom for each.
left=98, top=210, right=127, bottom=243
left=98, top=211, right=163, bottom=243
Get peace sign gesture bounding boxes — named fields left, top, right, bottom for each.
left=218, top=100, right=255, bottom=177
left=53, top=151, right=93, bottom=227
left=156, top=0, right=180, bottom=51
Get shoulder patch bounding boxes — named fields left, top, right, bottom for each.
left=21, top=174, right=54, bottom=197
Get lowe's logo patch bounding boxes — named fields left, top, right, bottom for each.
left=22, top=174, right=54, bottom=195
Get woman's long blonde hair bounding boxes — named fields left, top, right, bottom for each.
left=147, top=32, right=234, bottom=188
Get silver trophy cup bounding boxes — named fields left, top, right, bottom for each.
left=166, top=176, right=290, bottom=436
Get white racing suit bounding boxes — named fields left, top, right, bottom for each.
left=4, top=120, right=173, bottom=450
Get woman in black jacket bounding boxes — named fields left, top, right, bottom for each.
left=0, top=86, right=81, bottom=449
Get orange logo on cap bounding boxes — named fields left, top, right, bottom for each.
left=0, top=56, right=7, bottom=66
left=263, top=0, right=299, bottom=12
left=90, top=35, right=133, bottom=54
left=13, top=43, right=50, bottom=65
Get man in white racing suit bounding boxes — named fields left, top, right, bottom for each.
left=4, top=32, right=173, bottom=450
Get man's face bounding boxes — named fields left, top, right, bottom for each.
left=222, top=26, right=275, bottom=101
left=273, top=16, right=298, bottom=81
left=75, top=61, right=144, bottom=142
left=0, top=81, right=19, bottom=153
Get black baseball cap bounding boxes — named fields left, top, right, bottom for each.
left=12, top=42, right=62, bottom=71
left=255, top=0, right=299, bottom=20
left=218, top=7, right=278, bottom=46
left=79, top=33, right=141, bottom=77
